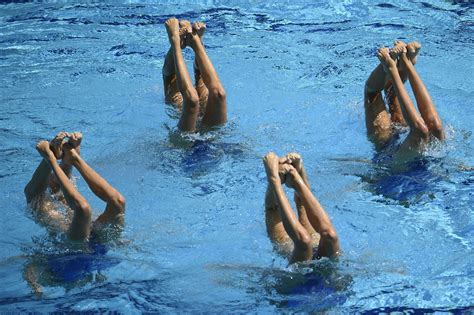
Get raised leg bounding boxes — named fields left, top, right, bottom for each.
left=399, top=43, right=444, bottom=140
left=364, top=58, right=393, bottom=149
left=24, top=159, right=52, bottom=206
left=36, top=141, right=91, bottom=241
left=265, top=187, right=291, bottom=246
left=193, top=24, right=210, bottom=112
left=25, top=132, right=68, bottom=203
left=163, top=49, right=184, bottom=106
left=379, top=47, right=429, bottom=149
left=25, top=133, right=72, bottom=232
left=282, top=153, right=318, bottom=242
left=188, top=22, right=227, bottom=128
left=165, top=18, right=200, bottom=132
left=385, top=85, right=406, bottom=125
left=283, top=163, right=340, bottom=259
left=386, top=40, right=421, bottom=126
left=62, top=141, right=125, bottom=228
left=49, top=133, right=82, bottom=194
left=263, top=153, right=313, bottom=264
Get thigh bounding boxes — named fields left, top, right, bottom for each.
left=364, top=89, right=392, bottom=148
left=265, top=205, right=291, bottom=245
left=30, top=194, right=68, bottom=233
left=165, top=75, right=183, bottom=108
left=196, top=81, right=209, bottom=114
left=385, top=85, right=406, bottom=126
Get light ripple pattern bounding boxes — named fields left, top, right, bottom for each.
left=0, top=0, right=473, bottom=313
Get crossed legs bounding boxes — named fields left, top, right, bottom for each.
left=263, top=152, right=340, bottom=264
left=24, top=132, right=125, bottom=241
left=163, top=18, right=227, bottom=132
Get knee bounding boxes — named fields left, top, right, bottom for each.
left=184, top=90, right=200, bottom=111
left=414, top=120, right=430, bottom=139
left=209, top=85, right=226, bottom=103
left=320, top=228, right=339, bottom=245
left=111, top=192, right=126, bottom=211
left=428, top=120, right=444, bottom=139
left=76, top=200, right=92, bottom=220
left=294, top=230, right=313, bottom=250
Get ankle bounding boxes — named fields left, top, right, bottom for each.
left=190, top=36, right=203, bottom=50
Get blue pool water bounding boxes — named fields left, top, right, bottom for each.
left=1, top=1, right=473, bottom=312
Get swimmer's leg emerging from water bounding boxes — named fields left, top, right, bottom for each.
left=35, top=140, right=92, bottom=240
left=378, top=47, right=429, bottom=152
left=263, top=153, right=313, bottom=264
left=24, top=132, right=72, bottom=231
left=385, top=41, right=421, bottom=126
left=192, top=23, right=210, bottom=111
left=62, top=135, right=125, bottom=228
left=399, top=43, right=444, bottom=141
left=365, top=41, right=422, bottom=147
left=165, top=18, right=200, bottom=132
left=188, top=22, right=227, bottom=128
left=279, top=153, right=318, bottom=243
left=281, top=159, right=340, bottom=260
left=364, top=51, right=393, bottom=149
left=163, top=20, right=191, bottom=107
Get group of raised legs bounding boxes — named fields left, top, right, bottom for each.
left=24, top=17, right=445, bottom=293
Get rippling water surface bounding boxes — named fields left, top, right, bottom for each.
left=1, top=1, right=473, bottom=312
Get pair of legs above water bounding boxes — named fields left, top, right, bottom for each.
left=24, top=132, right=126, bottom=241
left=163, top=18, right=227, bottom=132
left=263, top=152, right=340, bottom=264
left=364, top=41, right=444, bottom=154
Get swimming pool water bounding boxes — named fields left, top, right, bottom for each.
left=0, top=1, right=473, bottom=312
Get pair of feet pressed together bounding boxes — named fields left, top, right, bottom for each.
left=24, top=35, right=446, bottom=284
left=262, top=40, right=445, bottom=264
left=24, top=132, right=126, bottom=242
left=364, top=40, right=444, bottom=159
left=163, top=18, right=227, bottom=132
left=24, top=132, right=126, bottom=295
left=263, top=152, right=340, bottom=264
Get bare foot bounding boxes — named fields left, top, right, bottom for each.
left=393, top=40, right=420, bottom=64
left=377, top=47, right=397, bottom=73
left=67, top=132, right=82, bottom=149
left=280, top=163, right=301, bottom=189
left=278, top=163, right=293, bottom=185
left=285, top=153, right=303, bottom=173
left=406, top=41, right=421, bottom=65
left=393, top=40, right=407, bottom=49
left=62, top=142, right=80, bottom=166
left=61, top=132, right=82, bottom=165
left=179, top=20, right=192, bottom=48
left=165, top=18, right=181, bottom=46
left=390, top=44, right=407, bottom=60
left=36, top=140, right=55, bottom=162
left=263, top=152, right=281, bottom=183
left=193, top=22, right=206, bottom=40
left=50, top=131, right=69, bottom=159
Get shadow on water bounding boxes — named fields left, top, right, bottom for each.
left=267, top=261, right=352, bottom=311
left=364, top=157, right=447, bottom=205
left=131, top=123, right=252, bottom=179
left=352, top=131, right=456, bottom=205
left=208, top=260, right=353, bottom=312
left=21, top=209, right=125, bottom=296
